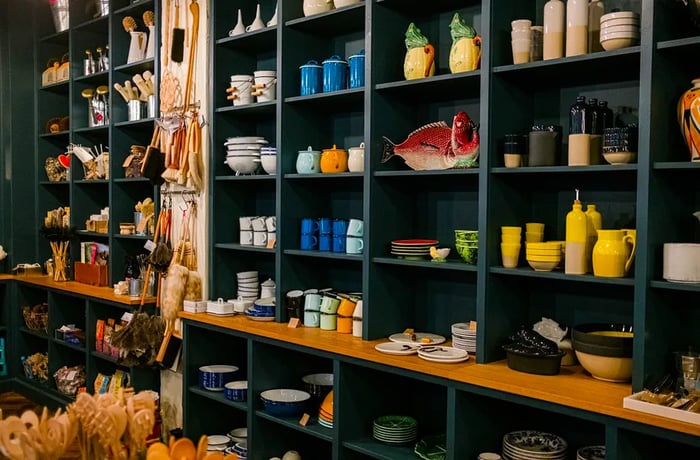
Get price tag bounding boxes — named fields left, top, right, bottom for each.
left=67, top=370, right=77, bottom=380
left=288, top=318, right=301, bottom=328
left=144, top=240, right=157, bottom=252
left=298, top=413, right=310, bottom=426
left=266, top=237, right=276, bottom=249
left=121, top=312, right=134, bottom=324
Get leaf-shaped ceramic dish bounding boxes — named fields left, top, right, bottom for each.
left=414, top=434, right=447, bottom=460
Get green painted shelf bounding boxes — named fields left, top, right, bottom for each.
left=285, top=3, right=365, bottom=35
left=73, top=125, right=109, bottom=134
left=73, top=70, right=109, bottom=83
left=215, top=100, right=276, bottom=115
left=113, top=0, right=154, bottom=15
left=39, top=130, right=69, bottom=138
left=19, top=326, right=49, bottom=340
left=649, top=280, right=700, bottom=292
left=215, top=243, right=276, bottom=254
left=373, top=257, right=478, bottom=272
left=216, top=26, right=277, bottom=51
left=284, top=172, right=363, bottom=180
left=653, top=161, right=700, bottom=170
left=113, top=57, right=155, bottom=73
left=113, top=118, right=156, bottom=128
left=489, top=267, right=636, bottom=286
left=491, top=164, right=637, bottom=174
left=657, top=36, right=700, bottom=50
left=374, top=169, right=479, bottom=177
left=71, top=14, right=108, bottom=33
left=91, top=351, right=120, bottom=364
left=189, top=386, right=248, bottom=412
left=51, top=338, right=86, bottom=353
left=283, top=249, right=363, bottom=261
left=255, top=410, right=333, bottom=442
left=343, top=439, right=417, bottom=460
left=215, top=175, right=276, bottom=182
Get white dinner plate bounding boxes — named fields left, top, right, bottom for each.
left=374, top=342, right=421, bottom=355
left=388, top=332, right=446, bottom=345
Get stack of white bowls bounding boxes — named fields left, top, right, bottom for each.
left=236, top=270, right=259, bottom=301
left=225, top=136, right=268, bottom=175
left=259, top=146, right=277, bottom=175
left=600, top=11, right=640, bottom=51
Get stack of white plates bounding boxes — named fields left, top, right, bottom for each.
left=502, top=431, right=567, bottom=460
left=417, top=346, right=469, bottom=364
left=451, top=322, right=476, bottom=354
left=390, top=239, right=439, bottom=260
left=372, top=415, right=418, bottom=445
left=577, top=445, right=605, bottom=460
left=600, top=11, right=640, bottom=50
left=207, top=434, right=231, bottom=452
left=237, top=271, right=259, bottom=301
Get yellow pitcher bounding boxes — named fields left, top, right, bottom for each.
left=403, top=23, right=435, bottom=80
left=449, top=12, right=482, bottom=73
left=677, top=78, right=700, bottom=162
left=592, top=229, right=636, bottom=278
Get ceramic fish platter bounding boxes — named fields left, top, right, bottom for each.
left=382, top=111, right=479, bottom=170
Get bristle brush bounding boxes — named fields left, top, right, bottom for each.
left=122, top=16, right=137, bottom=33
left=143, top=10, right=155, bottom=27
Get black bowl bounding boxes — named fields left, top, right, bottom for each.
left=503, top=345, right=565, bottom=376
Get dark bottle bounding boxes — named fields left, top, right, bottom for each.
left=588, top=97, right=604, bottom=135
left=569, top=95, right=588, bottom=134
left=598, top=100, right=615, bottom=129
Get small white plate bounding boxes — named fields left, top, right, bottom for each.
left=418, top=353, right=469, bottom=364
left=374, top=342, right=421, bottom=355
left=388, top=332, right=446, bottom=345
left=418, top=346, right=468, bottom=360
left=207, top=434, right=231, bottom=446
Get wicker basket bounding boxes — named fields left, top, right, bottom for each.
left=23, top=309, right=49, bottom=333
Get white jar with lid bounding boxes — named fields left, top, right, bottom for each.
left=348, top=142, right=365, bottom=172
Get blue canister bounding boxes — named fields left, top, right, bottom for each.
left=322, top=55, right=348, bottom=93
left=299, top=60, right=323, bottom=96
left=348, top=49, right=365, bottom=88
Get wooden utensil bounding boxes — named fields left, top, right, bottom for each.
left=122, top=16, right=137, bottom=32
left=183, top=0, right=199, bottom=111
left=171, top=0, right=185, bottom=63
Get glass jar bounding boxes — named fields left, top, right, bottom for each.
left=569, top=96, right=588, bottom=134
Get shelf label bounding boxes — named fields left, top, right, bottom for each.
left=299, top=413, right=310, bottom=426
left=144, top=240, right=157, bottom=252
left=288, top=318, right=301, bottom=328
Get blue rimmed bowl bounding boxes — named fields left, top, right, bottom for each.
left=253, top=297, right=276, bottom=314
left=198, top=365, right=239, bottom=391
left=260, top=389, right=311, bottom=417
left=224, top=380, right=248, bottom=402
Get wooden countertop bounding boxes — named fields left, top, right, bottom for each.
left=13, top=275, right=155, bottom=306
left=180, top=312, right=700, bottom=438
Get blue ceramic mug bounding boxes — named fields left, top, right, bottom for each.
left=299, top=60, right=323, bottom=96
left=300, top=234, right=318, bottom=250
left=322, top=55, right=348, bottom=93
left=348, top=49, right=365, bottom=88
left=332, top=218, right=348, bottom=237
left=318, top=217, right=332, bottom=235
left=319, top=234, right=332, bottom=252
left=332, top=235, right=346, bottom=253
left=300, top=218, right=319, bottom=235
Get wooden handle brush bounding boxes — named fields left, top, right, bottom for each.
left=122, top=16, right=137, bottom=33
left=142, top=10, right=155, bottom=27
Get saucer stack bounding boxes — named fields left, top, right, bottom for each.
left=390, top=239, right=439, bottom=260
left=502, top=431, right=567, bottom=460
left=451, top=322, right=477, bottom=354
left=237, top=270, right=259, bottom=301
left=577, top=445, right=605, bottom=460
left=207, top=435, right=231, bottom=452
left=600, top=11, right=640, bottom=50
left=417, top=346, right=469, bottom=364
left=224, top=441, right=247, bottom=459
left=372, top=415, right=418, bottom=445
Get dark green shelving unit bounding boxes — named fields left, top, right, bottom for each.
left=199, top=0, right=700, bottom=458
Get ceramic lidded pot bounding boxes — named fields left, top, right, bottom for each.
left=347, top=142, right=365, bottom=172
left=320, top=144, right=348, bottom=173
left=296, top=146, right=322, bottom=174
left=448, top=12, right=482, bottom=73
left=322, top=55, right=348, bottom=92
left=303, top=0, right=334, bottom=17
left=677, top=78, right=700, bottom=162
left=403, top=22, right=435, bottom=80
left=299, top=60, right=323, bottom=96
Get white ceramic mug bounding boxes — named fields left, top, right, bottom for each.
left=346, top=236, right=364, bottom=254
left=346, top=218, right=363, bottom=237
left=251, top=216, right=267, bottom=231
left=253, top=231, right=267, bottom=247
left=239, top=216, right=253, bottom=230
left=240, top=230, right=254, bottom=245
left=265, top=216, right=277, bottom=232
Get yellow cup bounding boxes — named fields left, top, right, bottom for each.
left=501, top=226, right=522, bottom=235
left=525, top=231, right=544, bottom=242
left=525, top=222, right=545, bottom=233
left=501, top=234, right=521, bottom=244
left=501, top=243, right=521, bottom=268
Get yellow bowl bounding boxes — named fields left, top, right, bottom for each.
left=527, top=255, right=561, bottom=262
left=501, top=235, right=521, bottom=244
left=527, top=242, right=562, bottom=250
left=528, top=260, right=559, bottom=271
left=526, top=248, right=561, bottom=255
left=603, top=151, right=637, bottom=165
left=575, top=350, right=632, bottom=382
left=525, top=222, right=545, bottom=233
left=501, top=226, right=522, bottom=235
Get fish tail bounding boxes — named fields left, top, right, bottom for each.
left=381, top=137, right=396, bottom=163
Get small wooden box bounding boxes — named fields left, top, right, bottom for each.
left=74, top=262, right=109, bottom=287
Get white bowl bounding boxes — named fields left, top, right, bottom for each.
left=226, top=136, right=266, bottom=144
left=600, top=18, right=640, bottom=27
left=260, top=155, right=277, bottom=174
left=260, top=389, right=311, bottom=403
left=600, top=30, right=641, bottom=40
left=225, top=156, right=259, bottom=174
left=600, top=11, right=640, bottom=22
left=575, top=350, right=632, bottom=382
left=600, top=24, right=640, bottom=35
left=227, top=150, right=261, bottom=158
left=600, top=37, right=640, bottom=51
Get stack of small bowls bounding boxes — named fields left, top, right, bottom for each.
left=224, top=136, right=268, bottom=175
left=236, top=270, right=259, bottom=302
left=207, top=435, right=231, bottom=453
left=318, top=390, right=334, bottom=429
left=501, top=226, right=522, bottom=268
left=600, top=11, right=640, bottom=51
left=244, top=297, right=275, bottom=321
left=526, top=241, right=563, bottom=272
left=524, top=222, right=544, bottom=243
left=199, top=365, right=239, bottom=391
left=454, top=230, right=478, bottom=264
left=224, top=441, right=248, bottom=459
left=224, top=380, right=248, bottom=402
left=258, top=146, right=277, bottom=175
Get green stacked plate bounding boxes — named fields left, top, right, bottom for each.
left=372, top=415, right=418, bottom=445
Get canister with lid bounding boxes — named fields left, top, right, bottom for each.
left=322, top=55, right=348, bottom=93
left=299, top=60, right=323, bottom=96
left=348, top=49, right=365, bottom=88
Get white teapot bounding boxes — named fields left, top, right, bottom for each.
left=304, top=0, right=334, bottom=17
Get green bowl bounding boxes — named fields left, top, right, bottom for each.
left=456, top=244, right=478, bottom=264
left=454, top=230, right=478, bottom=242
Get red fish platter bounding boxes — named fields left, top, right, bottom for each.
left=382, top=111, right=479, bottom=170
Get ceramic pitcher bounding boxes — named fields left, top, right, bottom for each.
left=677, top=78, right=700, bottom=162
left=403, top=23, right=435, bottom=80
left=449, top=12, right=481, bottom=73
left=592, top=229, right=636, bottom=278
